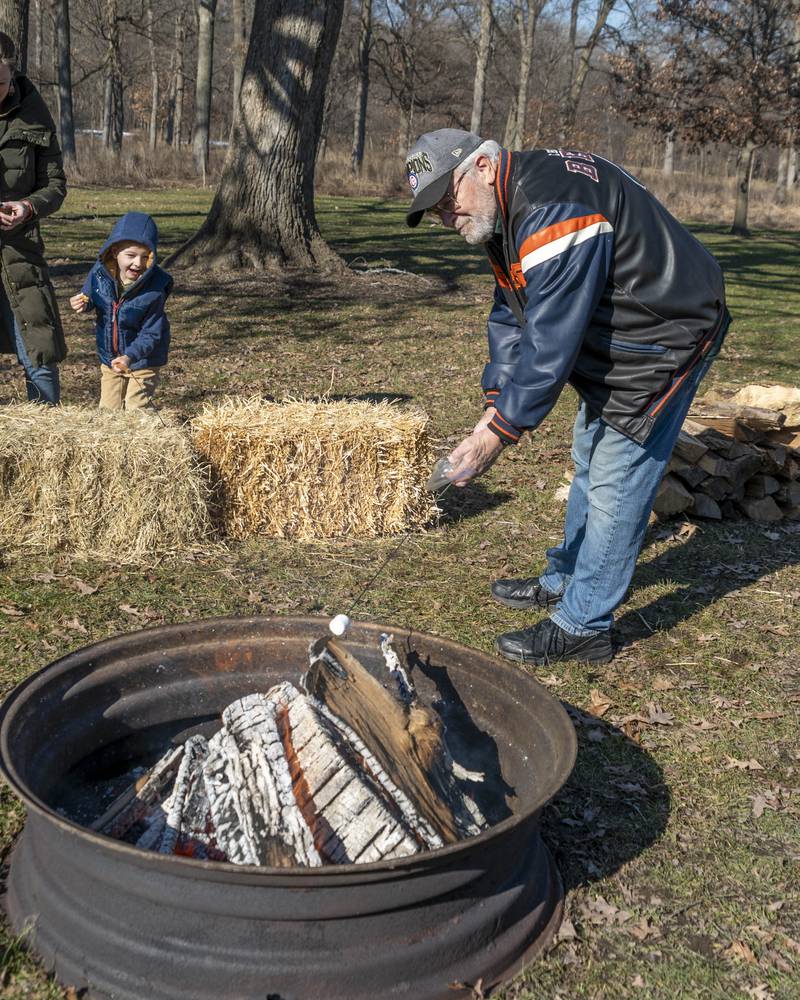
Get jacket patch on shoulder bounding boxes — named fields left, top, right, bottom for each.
left=546, top=148, right=599, bottom=183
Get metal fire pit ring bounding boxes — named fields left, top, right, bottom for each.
left=0, top=615, right=577, bottom=1000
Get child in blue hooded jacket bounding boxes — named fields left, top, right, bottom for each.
left=70, top=212, right=172, bottom=410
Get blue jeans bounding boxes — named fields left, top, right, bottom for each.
left=1, top=288, right=60, bottom=404
left=539, top=360, right=711, bottom=635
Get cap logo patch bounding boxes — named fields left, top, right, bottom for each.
left=451, top=147, right=463, bottom=156
left=408, top=171, right=418, bottom=190
left=406, top=151, right=433, bottom=175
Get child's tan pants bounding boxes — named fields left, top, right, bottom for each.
left=99, top=365, right=161, bottom=411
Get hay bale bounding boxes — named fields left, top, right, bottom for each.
left=0, top=404, right=213, bottom=561
left=191, top=397, right=438, bottom=540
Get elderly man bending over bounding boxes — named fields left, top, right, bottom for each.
left=405, top=129, right=729, bottom=666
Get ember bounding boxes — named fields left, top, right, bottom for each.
left=93, top=634, right=487, bottom=866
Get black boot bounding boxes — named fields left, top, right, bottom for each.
left=495, top=618, right=613, bottom=665
left=491, top=576, right=561, bottom=610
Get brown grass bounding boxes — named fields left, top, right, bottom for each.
left=191, top=397, right=439, bottom=540
left=0, top=404, right=213, bottom=562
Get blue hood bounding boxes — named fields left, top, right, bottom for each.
left=99, top=212, right=159, bottom=259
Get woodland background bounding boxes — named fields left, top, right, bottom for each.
left=1, top=0, right=799, bottom=235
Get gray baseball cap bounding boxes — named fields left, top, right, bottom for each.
left=404, top=128, right=485, bottom=227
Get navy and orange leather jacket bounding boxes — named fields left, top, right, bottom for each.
left=482, top=148, right=730, bottom=445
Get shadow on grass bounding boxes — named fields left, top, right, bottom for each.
left=616, top=520, right=800, bottom=645
left=542, top=705, right=668, bottom=891
left=437, top=483, right=514, bottom=522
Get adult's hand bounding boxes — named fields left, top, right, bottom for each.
left=447, top=426, right=504, bottom=487
left=0, top=200, right=32, bottom=230
left=473, top=405, right=496, bottom=434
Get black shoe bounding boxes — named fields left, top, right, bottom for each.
left=491, top=576, right=561, bottom=610
left=495, top=618, right=613, bottom=665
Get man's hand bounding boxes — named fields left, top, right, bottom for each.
left=473, top=405, right=496, bottom=434
left=447, top=426, right=504, bottom=487
left=111, top=355, right=131, bottom=373
left=0, top=201, right=32, bottom=230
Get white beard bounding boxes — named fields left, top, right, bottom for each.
left=459, top=211, right=497, bottom=245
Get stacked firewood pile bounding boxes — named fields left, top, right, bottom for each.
left=654, top=384, right=800, bottom=523
left=92, top=635, right=488, bottom=866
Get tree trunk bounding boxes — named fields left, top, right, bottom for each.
left=173, top=8, right=186, bottom=148
left=32, top=0, right=43, bottom=84
left=192, top=0, right=217, bottom=178
left=147, top=0, right=158, bottom=151
left=171, top=0, right=345, bottom=272
left=102, top=0, right=123, bottom=154
left=470, top=0, right=492, bottom=135
left=662, top=131, right=674, bottom=178
left=350, top=0, right=371, bottom=174
left=559, top=0, right=616, bottom=142
left=731, top=142, right=756, bottom=237
left=788, top=141, right=797, bottom=189
left=506, top=1, right=540, bottom=150
left=51, top=0, right=76, bottom=168
left=0, top=0, right=29, bottom=73
left=775, top=145, right=788, bottom=204
left=231, top=0, right=247, bottom=132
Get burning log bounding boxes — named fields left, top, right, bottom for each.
left=93, top=634, right=488, bottom=867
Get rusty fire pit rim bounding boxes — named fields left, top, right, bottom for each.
left=0, top=614, right=578, bottom=879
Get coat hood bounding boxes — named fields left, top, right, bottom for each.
left=99, top=212, right=159, bottom=258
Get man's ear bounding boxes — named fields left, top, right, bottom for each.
left=473, top=153, right=498, bottom=187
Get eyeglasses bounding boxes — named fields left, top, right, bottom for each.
left=428, top=170, right=467, bottom=220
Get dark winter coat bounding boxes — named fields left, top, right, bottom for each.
left=0, top=76, right=67, bottom=367
left=483, top=148, right=730, bottom=446
left=81, top=212, right=172, bottom=370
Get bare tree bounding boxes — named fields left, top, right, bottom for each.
left=167, top=5, right=187, bottom=146
left=231, top=0, right=247, bottom=131
left=171, top=0, right=345, bottom=270
left=471, top=0, right=493, bottom=134
left=52, top=0, right=77, bottom=167
left=146, top=0, right=158, bottom=150
left=101, top=0, right=124, bottom=153
left=192, top=0, right=216, bottom=177
left=559, top=0, right=616, bottom=141
left=0, top=0, right=29, bottom=72
left=613, top=0, right=800, bottom=235
left=503, top=0, right=547, bottom=150
left=351, top=0, right=372, bottom=173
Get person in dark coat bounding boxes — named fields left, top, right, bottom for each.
left=70, top=212, right=172, bottom=410
left=0, top=32, right=67, bottom=404
left=404, top=129, right=729, bottom=666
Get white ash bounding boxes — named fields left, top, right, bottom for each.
left=96, top=638, right=490, bottom=867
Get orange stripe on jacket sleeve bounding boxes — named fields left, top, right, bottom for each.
left=518, top=213, right=609, bottom=261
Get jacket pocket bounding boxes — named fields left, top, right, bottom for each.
left=600, top=334, right=668, bottom=355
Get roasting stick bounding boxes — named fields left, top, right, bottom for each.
left=327, top=463, right=456, bottom=638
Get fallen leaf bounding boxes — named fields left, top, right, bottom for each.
left=539, top=673, right=563, bottom=688
left=247, top=590, right=263, bottom=604
left=587, top=688, right=613, bottom=718
left=67, top=577, right=99, bottom=596
left=61, top=617, right=88, bottom=634
left=629, top=916, right=661, bottom=941
left=0, top=603, right=25, bottom=616
left=724, top=756, right=765, bottom=771
left=752, top=793, right=768, bottom=818
left=724, top=940, right=757, bottom=964
left=745, top=985, right=774, bottom=1000
left=631, top=975, right=646, bottom=988
left=119, top=604, right=143, bottom=617
left=647, top=703, right=674, bottom=725
left=688, top=718, right=716, bottom=732
left=31, top=571, right=60, bottom=583
left=652, top=676, right=675, bottom=691
left=747, top=711, right=785, bottom=721
left=554, top=918, right=577, bottom=943
left=711, top=695, right=738, bottom=710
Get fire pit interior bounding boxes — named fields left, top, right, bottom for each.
left=1, top=615, right=577, bottom=1000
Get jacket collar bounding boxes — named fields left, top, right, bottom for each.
left=493, top=148, right=512, bottom=227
